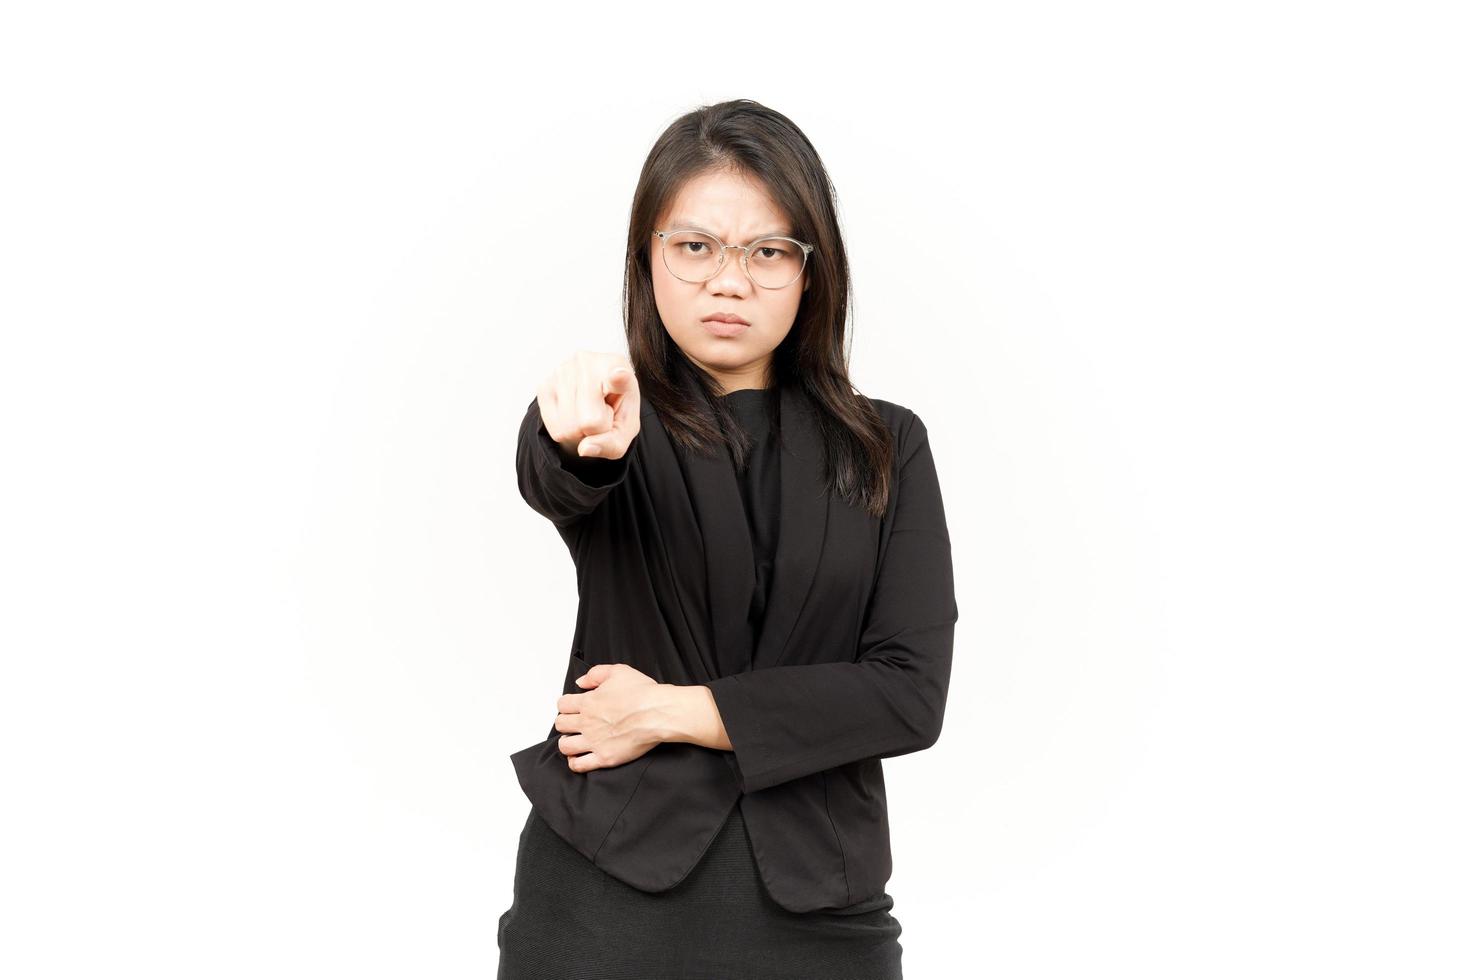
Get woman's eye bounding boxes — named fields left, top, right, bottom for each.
left=683, top=242, right=707, bottom=254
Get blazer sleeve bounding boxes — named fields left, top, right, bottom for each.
left=703, top=412, right=958, bottom=794
left=514, top=395, right=634, bottom=528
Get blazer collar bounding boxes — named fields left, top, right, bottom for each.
left=640, top=381, right=829, bottom=677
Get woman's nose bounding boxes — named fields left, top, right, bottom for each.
left=707, top=257, right=753, bottom=294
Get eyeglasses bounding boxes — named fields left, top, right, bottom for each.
left=653, top=228, right=814, bottom=289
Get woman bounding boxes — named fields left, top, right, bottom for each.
left=497, top=99, right=957, bottom=980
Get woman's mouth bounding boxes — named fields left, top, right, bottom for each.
left=702, top=314, right=750, bottom=338
left=702, top=319, right=749, bottom=338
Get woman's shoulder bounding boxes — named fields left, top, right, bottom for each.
left=860, top=393, right=923, bottom=434
left=859, top=393, right=934, bottom=466
left=862, top=394, right=912, bottom=422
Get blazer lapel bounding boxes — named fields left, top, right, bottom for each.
left=677, top=413, right=757, bottom=678
left=752, top=382, right=828, bottom=671
left=634, top=402, right=724, bottom=680
left=640, top=381, right=829, bottom=678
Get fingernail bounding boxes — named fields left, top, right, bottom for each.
left=581, top=444, right=601, bottom=457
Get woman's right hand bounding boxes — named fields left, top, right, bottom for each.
left=536, top=351, right=641, bottom=461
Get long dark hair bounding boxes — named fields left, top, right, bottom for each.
left=623, top=99, right=896, bottom=518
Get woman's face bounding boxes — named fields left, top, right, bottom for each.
left=651, top=169, right=808, bottom=392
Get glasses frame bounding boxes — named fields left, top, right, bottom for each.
left=652, top=228, right=815, bottom=289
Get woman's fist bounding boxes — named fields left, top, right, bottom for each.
left=554, top=662, right=668, bottom=772
left=536, top=352, right=641, bottom=461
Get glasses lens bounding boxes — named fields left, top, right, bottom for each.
left=747, top=238, right=806, bottom=288
left=663, top=231, right=722, bottom=283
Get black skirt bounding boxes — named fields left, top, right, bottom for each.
left=496, top=802, right=904, bottom=980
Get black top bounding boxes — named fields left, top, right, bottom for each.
left=510, top=382, right=957, bottom=915
left=720, top=387, right=781, bottom=634
left=499, top=385, right=903, bottom=976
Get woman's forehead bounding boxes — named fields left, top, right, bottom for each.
left=660, top=172, right=792, bottom=237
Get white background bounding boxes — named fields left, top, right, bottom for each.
left=3, top=2, right=1466, bottom=977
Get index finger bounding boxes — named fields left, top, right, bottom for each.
left=605, top=365, right=638, bottom=433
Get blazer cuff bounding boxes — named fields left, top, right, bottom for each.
left=704, top=673, right=775, bottom=793
left=533, top=410, right=631, bottom=489
left=515, top=395, right=634, bottom=528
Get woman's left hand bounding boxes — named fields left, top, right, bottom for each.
left=554, top=663, right=669, bottom=772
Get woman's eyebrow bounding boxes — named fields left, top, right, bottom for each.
left=668, top=219, right=794, bottom=240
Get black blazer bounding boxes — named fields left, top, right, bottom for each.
left=507, top=380, right=958, bottom=913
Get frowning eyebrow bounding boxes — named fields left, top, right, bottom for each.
left=665, top=219, right=795, bottom=241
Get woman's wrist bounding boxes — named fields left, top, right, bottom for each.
left=654, top=683, right=730, bottom=751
